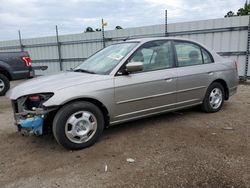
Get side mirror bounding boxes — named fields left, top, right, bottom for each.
left=126, top=62, right=143, bottom=73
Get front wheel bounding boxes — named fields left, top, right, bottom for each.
left=202, top=82, right=225, bottom=113
left=53, top=101, right=105, bottom=150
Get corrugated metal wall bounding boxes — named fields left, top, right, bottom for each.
left=0, top=15, right=249, bottom=76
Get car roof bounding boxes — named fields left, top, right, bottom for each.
left=124, top=37, right=222, bottom=61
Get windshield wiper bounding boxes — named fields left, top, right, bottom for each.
left=73, top=69, right=96, bottom=74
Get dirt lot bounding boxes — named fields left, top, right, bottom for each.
left=0, top=82, right=249, bottom=188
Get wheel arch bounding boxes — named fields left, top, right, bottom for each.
left=56, top=98, right=110, bottom=126
left=0, top=67, right=12, bottom=80
left=211, top=79, right=229, bottom=100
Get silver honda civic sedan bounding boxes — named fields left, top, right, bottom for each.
left=6, top=37, right=238, bottom=150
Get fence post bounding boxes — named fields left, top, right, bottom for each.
left=245, top=12, right=250, bottom=80
left=56, top=25, right=63, bottom=71
left=165, top=10, right=168, bottom=37
left=18, top=30, right=24, bottom=52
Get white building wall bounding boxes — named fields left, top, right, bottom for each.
left=0, top=16, right=249, bottom=76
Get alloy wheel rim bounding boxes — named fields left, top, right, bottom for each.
left=0, top=79, right=5, bottom=92
left=65, top=111, right=98, bottom=144
left=209, top=88, right=223, bottom=109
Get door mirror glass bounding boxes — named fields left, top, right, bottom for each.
left=126, top=62, right=143, bottom=73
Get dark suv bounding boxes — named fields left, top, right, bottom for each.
left=0, top=51, right=34, bottom=96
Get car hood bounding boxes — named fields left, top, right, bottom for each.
left=6, top=72, right=111, bottom=100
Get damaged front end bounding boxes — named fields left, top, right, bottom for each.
left=12, top=93, right=56, bottom=136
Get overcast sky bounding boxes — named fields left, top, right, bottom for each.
left=0, top=0, right=246, bottom=41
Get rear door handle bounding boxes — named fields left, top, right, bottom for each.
left=165, top=78, right=173, bottom=82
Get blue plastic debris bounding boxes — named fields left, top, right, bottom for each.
left=20, top=116, right=44, bottom=135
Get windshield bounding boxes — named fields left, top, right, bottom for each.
left=74, top=42, right=138, bottom=75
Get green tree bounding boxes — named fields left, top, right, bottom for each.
left=115, top=26, right=123, bottom=30
left=224, top=11, right=235, bottom=17
left=237, top=1, right=250, bottom=16
left=224, top=0, right=250, bottom=17
left=84, top=27, right=95, bottom=33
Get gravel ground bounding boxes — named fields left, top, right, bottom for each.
left=0, top=81, right=249, bottom=188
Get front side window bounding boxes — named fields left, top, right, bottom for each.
left=74, top=42, right=138, bottom=75
left=175, top=42, right=203, bottom=67
left=129, top=40, right=174, bottom=72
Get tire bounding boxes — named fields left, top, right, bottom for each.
left=0, top=74, right=10, bottom=96
left=53, top=101, right=105, bottom=150
left=202, top=82, right=225, bottom=113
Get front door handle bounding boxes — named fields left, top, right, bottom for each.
left=207, top=72, right=214, bottom=76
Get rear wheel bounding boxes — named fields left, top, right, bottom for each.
left=202, top=82, right=224, bottom=113
left=53, top=101, right=105, bottom=150
left=0, top=74, right=10, bottom=96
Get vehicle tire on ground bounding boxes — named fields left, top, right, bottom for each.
left=0, top=74, right=10, bottom=96
left=202, top=82, right=225, bottom=113
left=53, top=101, right=105, bottom=150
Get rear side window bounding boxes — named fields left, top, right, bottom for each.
left=174, top=42, right=203, bottom=67
left=202, top=48, right=213, bottom=64
left=174, top=41, right=214, bottom=67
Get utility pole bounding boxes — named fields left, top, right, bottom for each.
left=18, top=30, right=24, bottom=52
left=101, top=19, right=108, bottom=48
left=245, top=12, right=250, bottom=80
left=165, top=10, right=168, bottom=37
left=101, top=19, right=105, bottom=48
left=56, top=25, right=63, bottom=71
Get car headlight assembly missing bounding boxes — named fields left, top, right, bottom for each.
left=13, top=93, right=55, bottom=135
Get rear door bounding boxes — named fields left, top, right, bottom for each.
left=173, top=40, right=214, bottom=107
left=113, top=40, right=177, bottom=123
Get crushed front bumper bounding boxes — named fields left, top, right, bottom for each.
left=12, top=99, right=55, bottom=136
left=18, top=116, right=44, bottom=135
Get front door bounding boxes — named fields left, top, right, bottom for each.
left=112, top=40, right=177, bottom=123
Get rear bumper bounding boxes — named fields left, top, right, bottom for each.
left=11, top=68, right=34, bottom=80
left=29, top=69, right=35, bottom=78
left=229, top=86, right=237, bottom=97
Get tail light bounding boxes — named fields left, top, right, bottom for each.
left=22, top=56, right=32, bottom=67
